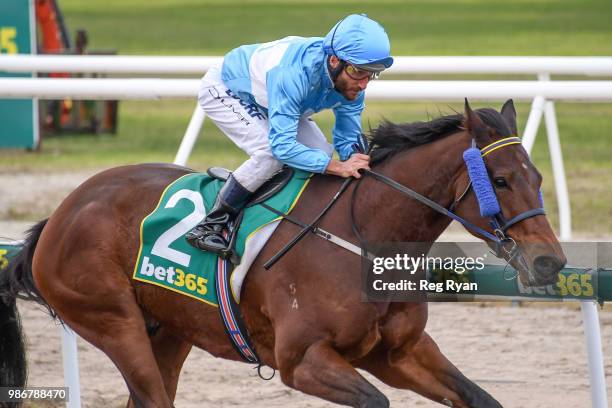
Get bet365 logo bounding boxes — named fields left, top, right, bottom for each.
left=139, top=256, right=209, bottom=295
left=517, top=272, right=594, bottom=298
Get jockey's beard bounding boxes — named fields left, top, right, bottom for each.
left=333, top=75, right=364, bottom=101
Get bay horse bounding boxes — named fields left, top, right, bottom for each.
left=1, top=100, right=566, bottom=407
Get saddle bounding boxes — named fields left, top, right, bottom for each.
left=206, top=166, right=294, bottom=263
left=207, top=166, right=294, bottom=207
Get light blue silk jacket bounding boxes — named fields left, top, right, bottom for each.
left=221, top=36, right=364, bottom=173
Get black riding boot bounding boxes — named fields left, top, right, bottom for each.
left=185, top=175, right=252, bottom=255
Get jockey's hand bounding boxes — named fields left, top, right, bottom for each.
left=325, top=153, right=370, bottom=178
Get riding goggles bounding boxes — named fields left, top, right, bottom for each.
left=344, top=62, right=380, bottom=81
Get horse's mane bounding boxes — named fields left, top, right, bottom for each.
left=369, top=108, right=512, bottom=164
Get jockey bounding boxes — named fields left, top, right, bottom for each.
left=186, top=14, right=393, bottom=255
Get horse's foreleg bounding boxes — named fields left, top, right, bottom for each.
left=358, top=332, right=502, bottom=408
left=277, top=339, right=389, bottom=408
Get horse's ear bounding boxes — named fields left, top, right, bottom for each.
left=463, top=98, right=487, bottom=141
left=500, top=99, right=518, bottom=135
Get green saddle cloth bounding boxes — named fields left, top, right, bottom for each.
left=132, top=170, right=311, bottom=306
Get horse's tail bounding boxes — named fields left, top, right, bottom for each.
left=0, top=219, right=49, bottom=390
left=0, top=295, right=27, bottom=392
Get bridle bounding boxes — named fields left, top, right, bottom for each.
left=351, top=136, right=546, bottom=272
left=454, top=137, right=545, bottom=255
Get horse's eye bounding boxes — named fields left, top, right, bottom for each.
left=493, top=177, right=508, bottom=188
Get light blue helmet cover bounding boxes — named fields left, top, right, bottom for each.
left=323, top=14, right=393, bottom=72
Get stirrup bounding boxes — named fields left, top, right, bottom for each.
left=219, top=247, right=241, bottom=265
left=188, top=224, right=241, bottom=265
left=199, top=238, right=240, bottom=265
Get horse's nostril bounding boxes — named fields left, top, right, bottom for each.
left=534, top=256, right=563, bottom=275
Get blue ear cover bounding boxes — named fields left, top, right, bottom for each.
left=538, top=189, right=544, bottom=208
left=463, top=147, right=501, bottom=217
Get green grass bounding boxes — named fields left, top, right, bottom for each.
left=1, top=0, right=611, bottom=234
left=58, top=0, right=612, bottom=56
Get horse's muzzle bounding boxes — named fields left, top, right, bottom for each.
left=532, top=254, right=566, bottom=285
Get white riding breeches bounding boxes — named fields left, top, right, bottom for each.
left=198, top=64, right=333, bottom=192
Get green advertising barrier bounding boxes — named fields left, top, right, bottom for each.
left=429, top=265, right=612, bottom=303
left=0, top=0, right=38, bottom=149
